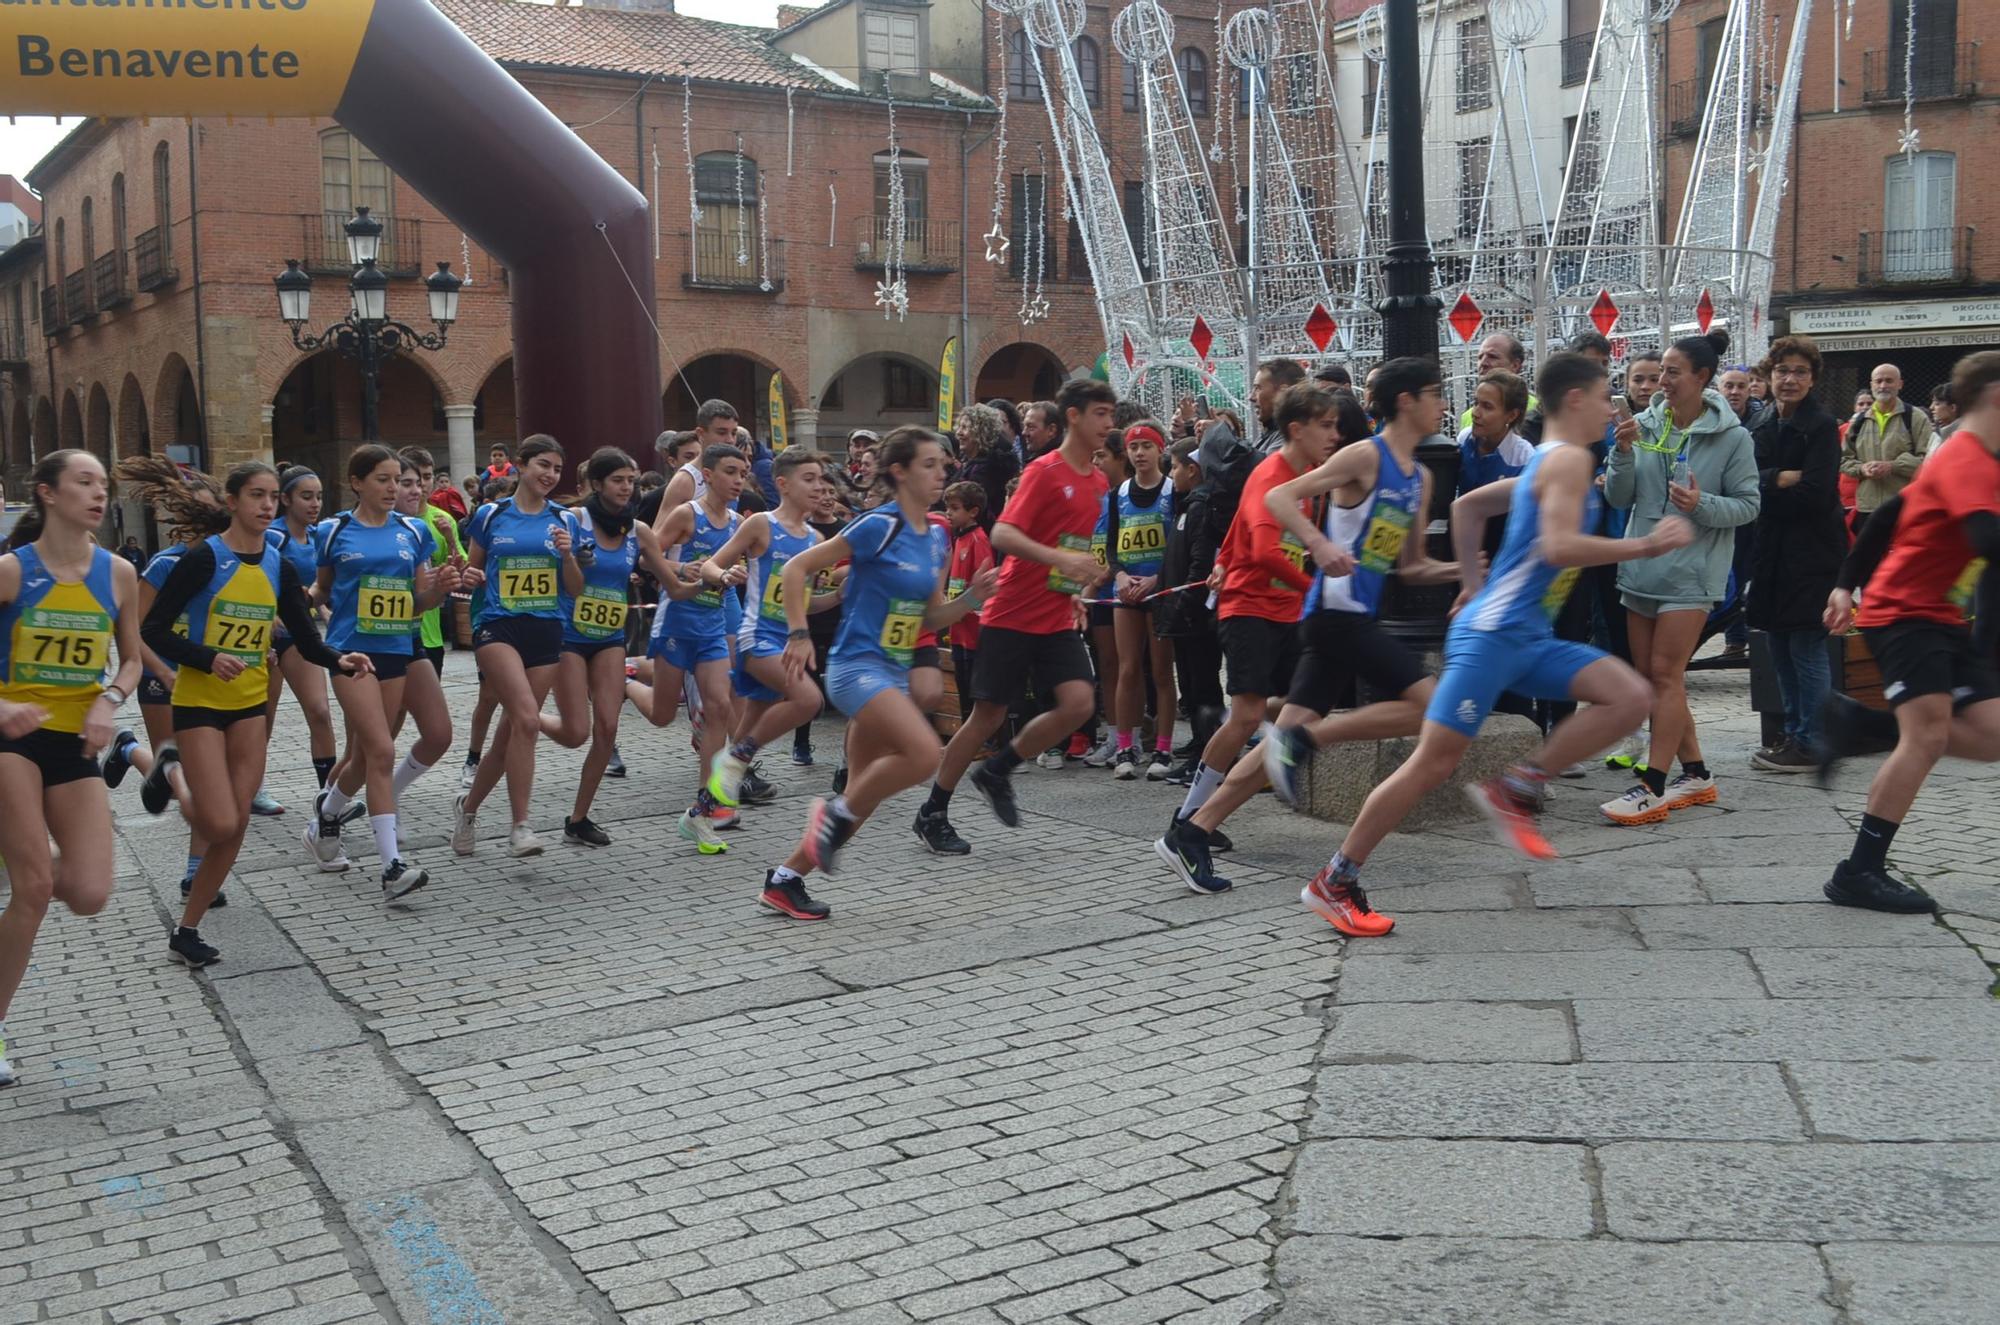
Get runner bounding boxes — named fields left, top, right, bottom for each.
left=1818, top=350, right=2000, bottom=913
left=294, top=446, right=454, bottom=895
left=917, top=378, right=1116, bottom=849
left=1297, top=352, right=1692, bottom=936
left=1078, top=431, right=1128, bottom=768
left=545, top=447, right=694, bottom=847
left=451, top=436, right=588, bottom=858
left=0, top=450, right=140, bottom=1086
left=760, top=427, right=997, bottom=919
left=265, top=465, right=339, bottom=792
left=1155, top=381, right=1459, bottom=900
left=699, top=449, right=841, bottom=810
left=141, top=461, right=368, bottom=965
left=1100, top=422, right=1181, bottom=779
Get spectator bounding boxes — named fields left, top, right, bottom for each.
left=1154, top=431, right=1235, bottom=780
left=1749, top=361, right=1772, bottom=405
left=1018, top=399, right=1063, bottom=465
left=1840, top=362, right=1934, bottom=522
left=479, top=443, right=516, bottom=484
left=638, top=470, right=665, bottom=494
left=1312, top=362, right=1353, bottom=391
left=1719, top=366, right=1763, bottom=426
left=117, top=534, right=146, bottom=570
left=461, top=474, right=482, bottom=507
left=983, top=398, right=1024, bottom=463
left=1456, top=369, right=1534, bottom=495
left=1929, top=382, right=1960, bottom=442
left=1249, top=358, right=1307, bottom=455
left=1460, top=331, right=1538, bottom=429
left=739, top=425, right=778, bottom=508
left=1746, top=335, right=1846, bottom=772
left=1173, top=395, right=1203, bottom=438
left=953, top=403, right=1018, bottom=531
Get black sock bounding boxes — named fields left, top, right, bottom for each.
left=1851, top=814, right=1900, bottom=870
left=924, top=784, right=953, bottom=816
left=990, top=745, right=1024, bottom=774
left=312, top=757, right=335, bottom=788
left=1683, top=760, right=1709, bottom=781
left=1640, top=765, right=1667, bottom=797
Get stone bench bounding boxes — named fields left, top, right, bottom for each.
left=1294, top=713, right=1544, bottom=829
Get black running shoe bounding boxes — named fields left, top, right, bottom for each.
left=1823, top=860, right=1939, bottom=914
left=605, top=746, right=627, bottom=779
left=139, top=745, right=179, bottom=815
left=381, top=859, right=430, bottom=903
left=563, top=816, right=611, bottom=848
left=969, top=760, right=1020, bottom=828
left=1154, top=820, right=1228, bottom=894
left=1263, top=724, right=1315, bottom=808
left=179, top=877, right=227, bottom=909
left=741, top=766, right=779, bottom=805
left=1209, top=825, right=1234, bottom=854
left=801, top=798, right=858, bottom=874
left=167, top=927, right=220, bottom=968
left=914, top=809, right=970, bottom=856
left=831, top=765, right=848, bottom=795
left=102, top=730, right=138, bottom=789
left=760, top=870, right=831, bottom=921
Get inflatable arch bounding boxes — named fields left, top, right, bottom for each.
left=0, top=0, right=662, bottom=472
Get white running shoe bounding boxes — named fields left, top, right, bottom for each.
left=0, top=1022, right=15, bottom=1087
left=1662, top=771, right=1719, bottom=809
left=381, top=859, right=430, bottom=903
left=1035, top=749, right=1066, bottom=770
left=304, top=818, right=351, bottom=874
left=1558, top=762, right=1589, bottom=779
left=677, top=809, right=729, bottom=855
left=450, top=792, right=477, bottom=857
left=1081, top=734, right=1119, bottom=768
left=1113, top=752, right=1139, bottom=780
left=508, top=824, right=545, bottom=858
left=708, top=750, right=750, bottom=809
left=1601, top=784, right=1671, bottom=826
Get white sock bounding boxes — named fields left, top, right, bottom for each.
left=392, top=753, right=433, bottom=800
left=322, top=784, right=352, bottom=817
left=370, top=813, right=399, bottom=865
left=1178, top=762, right=1224, bottom=820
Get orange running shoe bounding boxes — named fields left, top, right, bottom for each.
left=1300, top=867, right=1396, bottom=937
left=1466, top=777, right=1559, bottom=860
left=710, top=806, right=741, bottom=831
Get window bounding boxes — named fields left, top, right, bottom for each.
left=1562, top=112, right=1600, bottom=194
left=1695, top=17, right=1725, bottom=102
left=1362, top=54, right=1381, bottom=122
left=320, top=127, right=393, bottom=266
left=1008, top=172, right=1047, bottom=279
left=1456, top=17, right=1492, bottom=111
left=53, top=219, right=64, bottom=281
left=111, top=174, right=127, bottom=258
left=1066, top=218, right=1088, bottom=280
left=1888, top=0, right=1960, bottom=98
left=883, top=360, right=928, bottom=411
left=1237, top=61, right=1254, bottom=117
left=1883, top=150, right=1957, bottom=277
left=863, top=9, right=921, bottom=73
left=80, top=197, right=94, bottom=268
left=1457, top=138, right=1491, bottom=237
left=152, top=141, right=171, bottom=260
left=1178, top=47, right=1209, bottom=116
left=693, top=150, right=760, bottom=279
left=873, top=153, right=929, bottom=254
left=1285, top=53, right=1315, bottom=111
left=1122, top=179, right=1151, bottom=275
left=1074, top=36, right=1101, bottom=107
left=1007, top=29, right=1042, bottom=103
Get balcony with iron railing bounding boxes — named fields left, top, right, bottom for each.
left=1857, top=225, right=1974, bottom=284
left=1560, top=31, right=1597, bottom=86
left=92, top=250, right=129, bottom=312
left=1863, top=42, right=1978, bottom=102
left=0, top=321, right=25, bottom=368
left=62, top=270, right=87, bottom=324
left=1667, top=79, right=1703, bottom=136
left=683, top=228, right=786, bottom=293
left=300, top=211, right=423, bottom=277
left=39, top=285, right=61, bottom=334
left=134, top=225, right=177, bottom=291
left=853, top=216, right=961, bottom=274
left=1455, top=57, right=1492, bottom=113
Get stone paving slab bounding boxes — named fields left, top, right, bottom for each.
left=1573, top=997, right=2000, bottom=1062
left=1337, top=949, right=1767, bottom=1003
left=1288, top=1140, right=1594, bottom=1237
left=1364, top=907, right=1639, bottom=954
left=1750, top=945, right=2000, bottom=999
left=1823, top=1242, right=1999, bottom=1325
left=1628, top=902, right=1959, bottom=949
left=1790, top=1061, right=2000, bottom=1140
left=1324, top=1002, right=1574, bottom=1064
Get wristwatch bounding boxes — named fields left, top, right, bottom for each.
left=100, top=684, right=127, bottom=706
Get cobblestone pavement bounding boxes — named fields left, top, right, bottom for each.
left=3, top=652, right=1996, bottom=1324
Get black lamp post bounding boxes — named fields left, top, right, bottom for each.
left=274, top=207, right=463, bottom=442
left=1375, top=0, right=1441, bottom=362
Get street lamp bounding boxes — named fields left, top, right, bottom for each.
left=1375, top=0, right=1441, bottom=363
left=274, top=208, right=460, bottom=442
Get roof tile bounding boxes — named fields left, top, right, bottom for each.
left=433, top=0, right=836, bottom=91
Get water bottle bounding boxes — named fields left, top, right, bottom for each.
left=1671, top=456, right=1692, bottom=489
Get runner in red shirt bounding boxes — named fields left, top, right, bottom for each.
left=918, top=378, right=1114, bottom=849
left=1820, top=350, right=2000, bottom=914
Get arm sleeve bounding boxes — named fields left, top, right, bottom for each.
left=276, top=561, right=349, bottom=672
left=1964, top=510, right=2000, bottom=561
left=1836, top=494, right=1903, bottom=592
left=1603, top=439, right=1637, bottom=509
left=143, top=543, right=220, bottom=672
left=1692, top=428, right=1762, bottom=529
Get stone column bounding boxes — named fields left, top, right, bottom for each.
left=791, top=407, right=819, bottom=452
left=444, top=404, right=478, bottom=488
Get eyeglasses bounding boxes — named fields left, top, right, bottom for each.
left=1770, top=366, right=1813, bottom=380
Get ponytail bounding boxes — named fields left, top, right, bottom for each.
left=114, top=454, right=228, bottom=543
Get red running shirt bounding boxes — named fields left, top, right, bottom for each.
left=1218, top=450, right=1316, bottom=623
left=981, top=450, right=1110, bottom=635
left=918, top=512, right=952, bottom=649
left=1856, top=429, right=2000, bottom=628
left=945, top=524, right=994, bottom=649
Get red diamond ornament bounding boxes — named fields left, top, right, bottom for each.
left=1304, top=303, right=1337, bottom=352
left=1189, top=316, right=1214, bottom=363
left=1447, top=292, right=1484, bottom=344
left=1694, top=288, right=1716, bottom=335
left=1589, top=289, right=1620, bottom=338
left=1122, top=332, right=1137, bottom=370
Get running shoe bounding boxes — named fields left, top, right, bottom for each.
left=1067, top=731, right=1091, bottom=760
left=1600, top=783, right=1672, bottom=827
left=1466, top=777, right=1560, bottom=860
left=1154, top=820, right=1228, bottom=895
left=1113, top=751, right=1139, bottom=780
left=1558, top=762, right=1589, bottom=779
left=914, top=808, right=970, bottom=856
left=450, top=791, right=477, bottom=856
left=381, top=859, right=430, bottom=903
left=1663, top=771, right=1718, bottom=809
left=831, top=765, right=849, bottom=794
left=167, top=927, right=220, bottom=969
left=1814, top=693, right=1896, bottom=788
left=0, top=1024, right=14, bottom=1087
left=606, top=746, right=627, bottom=779
left=711, top=806, right=742, bottom=831
left=799, top=798, right=856, bottom=873
left=1262, top=723, right=1314, bottom=808
left=1751, top=740, right=1817, bottom=774
left=678, top=810, right=729, bottom=856
left=1082, top=734, right=1120, bottom=768
left=707, top=751, right=750, bottom=809
left=138, top=744, right=179, bottom=816
left=1145, top=750, right=1174, bottom=781
left=792, top=740, right=816, bottom=767
left=102, top=730, right=138, bottom=789
left=563, top=816, right=611, bottom=848
left=1035, top=749, right=1066, bottom=771
left=508, top=824, right=545, bottom=858
left=180, top=877, right=227, bottom=909
left=760, top=869, right=831, bottom=921
left=741, top=765, right=779, bottom=805
left=1209, top=825, right=1234, bottom=853
left=1301, top=866, right=1396, bottom=937
left=249, top=789, right=285, bottom=817
left=969, top=760, right=1020, bottom=828
left=1604, top=728, right=1647, bottom=771
left=1823, top=860, right=1939, bottom=915
left=304, top=809, right=350, bottom=874
left=459, top=751, right=480, bottom=791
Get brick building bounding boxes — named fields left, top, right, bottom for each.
left=1660, top=0, right=2000, bottom=407
left=0, top=0, right=1254, bottom=546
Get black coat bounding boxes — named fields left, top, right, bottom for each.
left=1746, top=393, right=1846, bottom=632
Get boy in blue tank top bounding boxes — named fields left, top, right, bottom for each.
left=1310, top=353, right=1693, bottom=920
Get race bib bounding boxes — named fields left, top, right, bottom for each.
left=760, top=557, right=790, bottom=622
left=1048, top=533, right=1093, bottom=595
left=947, top=576, right=967, bottom=599
left=497, top=556, right=558, bottom=614
left=1542, top=566, right=1582, bottom=618
left=571, top=585, right=628, bottom=640
left=880, top=598, right=925, bottom=666
left=206, top=599, right=274, bottom=661
left=356, top=574, right=414, bottom=637
left=1117, top=518, right=1167, bottom=561
left=1948, top=557, right=1986, bottom=617
left=14, top=604, right=111, bottom=688
left=1273, top=531, right=1310, bottom=588
left=1357, top=506, right=1413, bottom=574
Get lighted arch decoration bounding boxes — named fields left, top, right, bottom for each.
left=0, top=0, right=660, bottom=471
